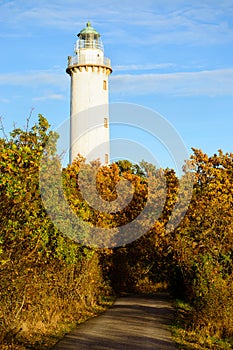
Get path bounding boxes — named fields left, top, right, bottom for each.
left=53, top=293, right=178, bottom=349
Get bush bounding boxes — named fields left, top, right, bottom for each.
left=0, top=116, right=112, bottom=348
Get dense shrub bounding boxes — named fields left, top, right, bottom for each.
left=0, top=116, right=111, bottom=348
left=170, top=149, right=233, bottom=339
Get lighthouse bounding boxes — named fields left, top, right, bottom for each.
left=66, top=22, right=112, bottom=164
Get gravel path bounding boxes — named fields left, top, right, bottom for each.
left=53, top=293, right=178, bottom=349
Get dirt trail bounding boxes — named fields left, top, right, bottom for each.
left=53, top=293, right=178, bottom=349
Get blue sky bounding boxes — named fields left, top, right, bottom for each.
left=0, top=0, right=233, bottom=169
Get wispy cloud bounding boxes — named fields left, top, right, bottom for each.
left=0, top=33, right=32, bottom=38
left=113, top=63, right=176, bottom=72
left=111, top=68, right=233, bottom=97
left=33, top=94, right=65, bottom=101
left=0, top=97, right=10, bottom=103
left=1, top=0, right=233, bottom=46
left=1, top=67, right=233, bottom=98
left=0, top=70, right=68, bottom=89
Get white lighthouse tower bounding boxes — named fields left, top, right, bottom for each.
left=66, top=22, right=112, bottom=164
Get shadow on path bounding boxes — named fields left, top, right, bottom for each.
left=53, top=293, right=178, bottom=349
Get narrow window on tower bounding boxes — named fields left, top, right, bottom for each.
left=103, top=80, right=107, bottom=90
left=105, top=153, right=109, bottom=164
left=104, top=117, right=108, bottom=128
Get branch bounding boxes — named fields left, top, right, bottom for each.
left=0, top=116, right=9, bottom=141
left=25, top=108, right=35, bottom=133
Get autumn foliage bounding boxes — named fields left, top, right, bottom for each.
left=0, top=115, right=232, bottom=348
left=171, top=149, right=233, bottom=338
left=0, top=116, right=111, bottom=348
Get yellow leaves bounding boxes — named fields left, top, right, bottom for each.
left=17, top=156, right=22, bottom=163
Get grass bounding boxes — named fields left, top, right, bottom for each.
left=171, top=299, right=233, bottom=350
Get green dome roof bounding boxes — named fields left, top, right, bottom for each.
left=78, top=22, right=100, bottom=37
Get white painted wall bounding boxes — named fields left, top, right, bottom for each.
left=68, top=46, right=111, bottom=164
